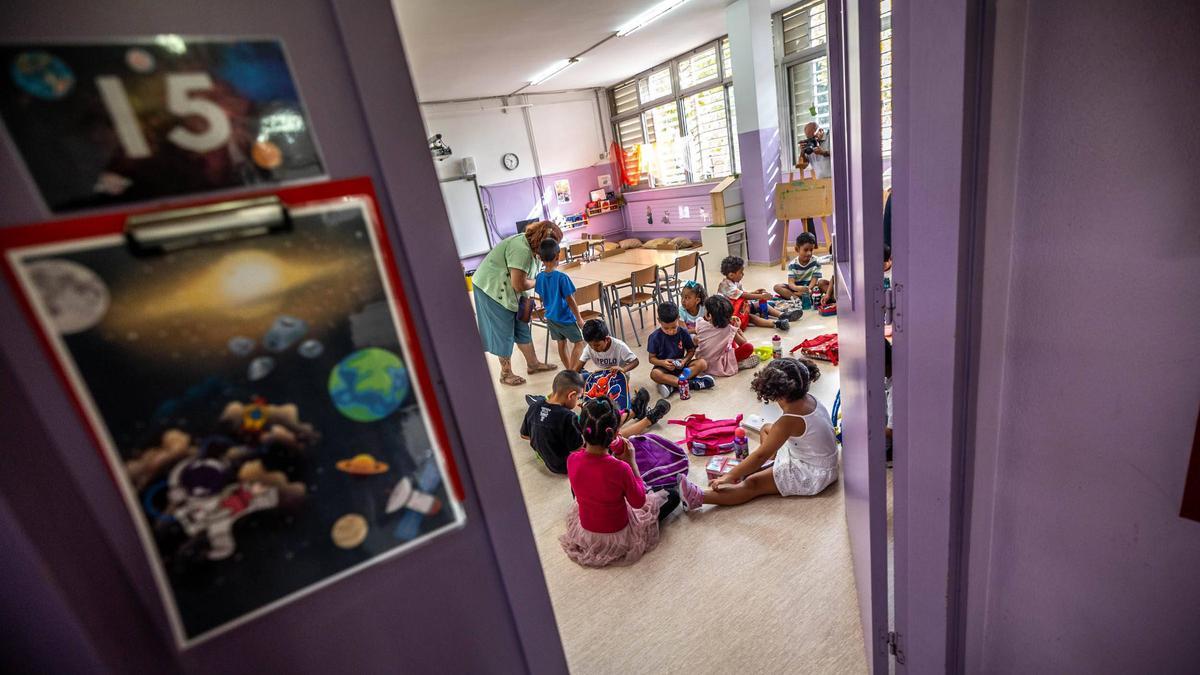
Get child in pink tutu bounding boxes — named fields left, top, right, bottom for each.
left=560, top=397, right=681, bottom=567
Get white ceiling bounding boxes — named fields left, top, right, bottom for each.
left=393, top=0, right=794, bottom=102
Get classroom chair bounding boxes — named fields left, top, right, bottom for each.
left=615, top=265, right=660, bottom=346
left=567, top=241, right=590, bottom=262
left=658, top=251, right=700, bottom=305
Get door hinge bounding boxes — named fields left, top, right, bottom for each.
left=887, top=631, right=906, bottom=664
left=883, top=283, right=902, bottom=332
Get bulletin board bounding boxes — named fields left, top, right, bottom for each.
left=774, top=178, right=833, bottom=220
left=0, top=177, right=465, bottom=648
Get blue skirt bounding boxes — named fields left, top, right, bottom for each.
left=474, top=286, right=532, bottom=358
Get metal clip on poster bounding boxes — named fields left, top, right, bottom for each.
left=0, top=177, right=465, bottom=649
left=124, top=196, right=291, bottom=254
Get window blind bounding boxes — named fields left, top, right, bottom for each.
left=781, top=0, right=827, bottom=56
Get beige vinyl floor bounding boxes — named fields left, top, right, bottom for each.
left=483, top=257, right=867, bottom=674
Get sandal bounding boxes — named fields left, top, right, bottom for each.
left=499, top=372, right=527, bottom=386
left=526, top=362, right=558, bottom=374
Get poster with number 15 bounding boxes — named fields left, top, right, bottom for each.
left=0, top=38, right=325, bottom=213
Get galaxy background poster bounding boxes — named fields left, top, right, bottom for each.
left=5, top=197, right=464, bottom=646
left=0, top=38, right=324, bottom=213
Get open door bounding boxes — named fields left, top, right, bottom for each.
left=827, top=0, right=889, bottom=671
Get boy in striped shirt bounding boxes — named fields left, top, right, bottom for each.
left=774, top=232, right=831, bottom=299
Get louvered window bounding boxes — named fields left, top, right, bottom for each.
left=683, top=86, right=732, bottom=182
left=677, top=44, right=719, bottom=90
left=776, top=0, right=895, bottom=169
left=781, top=0, right=827, bottom=56
left=880, top=0, right=893, bottom=160
left=608, top=38, right=737, bottom=190
left=643, top=102, right=686, bottom=186
left=637, top=67, right=673, bottom=105
left=613, top=81, right=640, bottom=117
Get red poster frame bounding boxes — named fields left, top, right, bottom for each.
left=0, top=176, right=465, bottom=502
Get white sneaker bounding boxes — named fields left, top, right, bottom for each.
left=657, top=383, right=673, bottom=399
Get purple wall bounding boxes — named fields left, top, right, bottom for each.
left=480, top=164, right=624, bottom=241
left=0, top=1, right=565, bottom=673
left=621, top=181, right=720, bottom=240
left=964, top=0, right=1200, bottom=671
left=737, top=128, right=784, bottom=264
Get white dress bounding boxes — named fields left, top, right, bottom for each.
left=771, top=399, right=840, bottom=496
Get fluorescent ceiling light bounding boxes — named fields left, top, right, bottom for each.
left=529, top=58, right=579, bottom=86
left=616, top=0, right=690, bottom=37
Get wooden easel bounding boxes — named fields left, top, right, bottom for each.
left=774, top=177, right=833, bottom=269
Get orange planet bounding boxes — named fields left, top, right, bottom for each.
left=331, top=514, right=368, bottom=549
left=336, top=453, right=389, bottom=475
left=251, top=140, right=283, bottom=170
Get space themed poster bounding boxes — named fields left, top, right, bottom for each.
left=1, top=188, right=465, bottom=647
left=0, top=38, right=324, bottom=213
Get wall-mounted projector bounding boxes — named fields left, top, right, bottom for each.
left=428, top=133, right=452, bottom=160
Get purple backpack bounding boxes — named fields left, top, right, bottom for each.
left=630, top=433, right=689, bottom=490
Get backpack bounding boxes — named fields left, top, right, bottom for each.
left=791, top=333, right=839, bottom=366
left=668, top=413, right=744, bottom=456
left=629, top=433, right=689, bottom=490
left=583, top=369, right=630, bottom=411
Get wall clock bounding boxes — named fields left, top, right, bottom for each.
left=502, top=152, right=519, bottom=171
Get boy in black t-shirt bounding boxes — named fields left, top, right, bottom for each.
left=521, top=371, right=670, bottom=474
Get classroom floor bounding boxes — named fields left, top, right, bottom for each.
left=483, top=257, right=867, bottom=674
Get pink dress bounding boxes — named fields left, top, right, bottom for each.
left=560, top=451, right=667, bottom=567
left=696, top=318, right=739, bottom=376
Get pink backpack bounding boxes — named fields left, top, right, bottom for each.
left=668, top=414, right=744, bottom=456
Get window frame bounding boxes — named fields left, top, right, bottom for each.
left=609, top=38, right=735, bottom=190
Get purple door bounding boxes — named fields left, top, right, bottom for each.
left=827, top=0, right=889, bottom=671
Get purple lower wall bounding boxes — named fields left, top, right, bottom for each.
left=621, top=181, right=719, bottom=240
left=966, top=1, right=1200, bottom=672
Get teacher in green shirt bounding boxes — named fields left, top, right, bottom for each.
left=472, top=220, right=561, bottom=386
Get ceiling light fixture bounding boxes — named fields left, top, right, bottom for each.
left=529, top=58, right=580, bottom=86
left=616, top=0, right=691, bottom=37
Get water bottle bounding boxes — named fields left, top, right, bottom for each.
left=733, top=427, right=749, bottom=459
left=772, top=334, right=783, bottom=360
left=609, top=436, right=626, bottom=456
left=758, top=298, right=769, bottom=317
left=678, top=367, right=691, bottom=400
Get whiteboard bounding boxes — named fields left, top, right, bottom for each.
left=439, top=177, right=491, bottom=259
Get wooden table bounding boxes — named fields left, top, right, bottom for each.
left=615, top=247, right=705, bottom=266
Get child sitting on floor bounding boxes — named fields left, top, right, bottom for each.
left=774, top=232, right=831, bottom=300
left=522, top=371, right=670, bottom=475
left=535, top=239, right=585, bottom=370
left=717, top=256, right=798, bottom=330
left=560, top=397, right=681, bottom=567
left=573, top=319, right=639, bottom=375
left=694, top=295, right=758, bottom=376
left=677, top=358, right=838, bottom=509
left=679, top=281, right=707, bottom=335
left=646, top=302, right=715, bottom=398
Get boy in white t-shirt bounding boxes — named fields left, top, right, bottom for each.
left=573, top=319, right=640, bottom=374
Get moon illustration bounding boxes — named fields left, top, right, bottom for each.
left=25, top=259, right=111, bottom=334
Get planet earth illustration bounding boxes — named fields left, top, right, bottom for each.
left=25, top=259, right=109, bottom=334
left=327, top=347, right=410, bottom=422
left=11, top=51, right=75, bottom=100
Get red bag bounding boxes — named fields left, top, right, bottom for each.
left=790, top=333, right=839, bottom=366
left=668, top=414, right=743, bottom=456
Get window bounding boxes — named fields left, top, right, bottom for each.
left=609, top=38, right=736, bottom=190
left=683, top=86, right=732, bottom=181
left=880, top=0, right=893, bottom=160
left=775, top=0, right=895, bottom=168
